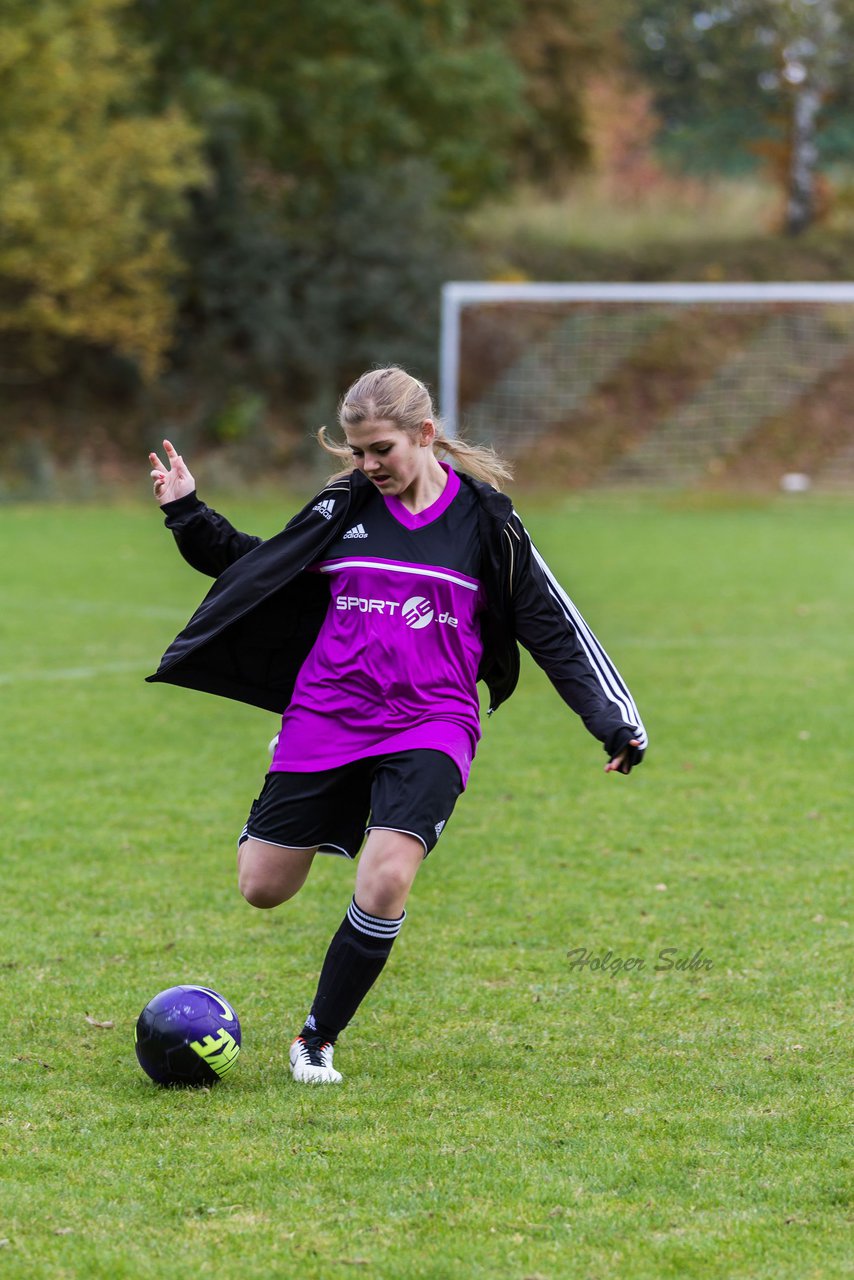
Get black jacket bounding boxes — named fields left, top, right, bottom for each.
left=148, top=471, right=646, bottom=768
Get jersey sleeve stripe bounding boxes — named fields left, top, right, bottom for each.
left=530, top=545, right=648, bottom=747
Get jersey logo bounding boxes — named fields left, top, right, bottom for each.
left=335, top=594, right=458, bottom=629
left=434, top=820, right=446, bottom=838
left=312, top=498, right=336, bottom=519
left=402, top=596, right=434, bottom=629
left=342, top=523, right=368, bottom=539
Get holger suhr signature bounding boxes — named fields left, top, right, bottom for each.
left=567, top=946, right=712, bottom=976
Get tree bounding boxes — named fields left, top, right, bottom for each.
left=507, top=0, right=629, bottom=186
left=626, top=0, right=854, bottom=233
left=124, top=0, right=532, bottom=405
left=0, top=0, right=205, bottom=378
left=133, top=0, right=526, bottom=209
left=764, top=0, right=847, bottom=234
left=169, top=124, right=458, bottom=426
left=126, top=0, right=630, bottom=415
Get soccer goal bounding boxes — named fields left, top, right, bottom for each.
left=439, top=282, right=854, bottom=486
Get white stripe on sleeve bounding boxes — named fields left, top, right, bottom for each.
left=530, top=544, right=648, bottom=749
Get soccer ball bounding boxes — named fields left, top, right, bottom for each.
left=135, top=985, right=241, bottom=1086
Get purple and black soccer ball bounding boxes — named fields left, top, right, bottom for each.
left=135, top=985, right=241, bottom=1087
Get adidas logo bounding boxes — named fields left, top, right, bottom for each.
left=343, top=523, right=368, bottom=540
left=434, top=819, right=446, bottom=838
left=312, top=498, right=336, bottom=520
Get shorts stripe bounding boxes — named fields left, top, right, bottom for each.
left=237, top=829, right=318, bottom=851
left=317, top=843, right=355, bottom=860
left=364, top=824, right=429, bottom=855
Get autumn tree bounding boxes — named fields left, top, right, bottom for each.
left=123, top=0, right=537, bottom=413
left=507, top=0, right=629, bottom=186
left=0, top=0, right=205, bottom=379
left=626, top=0, right=854, bottom=234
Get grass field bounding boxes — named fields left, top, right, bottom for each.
left=1, top=490, right=851, bottom=1279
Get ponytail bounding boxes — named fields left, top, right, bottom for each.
left=432, top=432, right=513, bottom=489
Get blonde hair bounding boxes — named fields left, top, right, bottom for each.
left=317, top=365, right=513, bottom=490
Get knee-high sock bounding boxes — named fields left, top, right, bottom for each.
left=301, top=897, right=406, bottom=1043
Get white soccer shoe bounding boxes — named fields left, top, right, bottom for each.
left=289, top=1035, right=343, bottom=1084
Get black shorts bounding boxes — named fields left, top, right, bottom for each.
left=238, top=749, right=464, bottom=860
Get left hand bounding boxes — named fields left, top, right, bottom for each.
left=604, top=739, right=642, bottom=775
left=148, top=439, right=195, bottom=506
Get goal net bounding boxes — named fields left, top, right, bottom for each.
left=439, top=283, right=854, bottom=487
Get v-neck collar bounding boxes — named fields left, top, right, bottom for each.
left=383, top=462, right=459, bottom=530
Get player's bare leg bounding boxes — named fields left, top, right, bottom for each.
left=237, top=837, right=317, bottom=909
left=354, top=828, right=425, bottom=918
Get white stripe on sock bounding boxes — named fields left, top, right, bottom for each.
left=348, top=897, right=405, bottom=938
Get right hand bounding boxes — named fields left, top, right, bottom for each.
left=604, top=738, right=643, bottom=775
left=149, top=439, right=196, bottom=506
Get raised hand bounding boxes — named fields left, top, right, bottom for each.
left=149, top=440, right=196, bottom=506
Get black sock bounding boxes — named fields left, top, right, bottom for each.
left=300, top=897, right=406, bottom=1043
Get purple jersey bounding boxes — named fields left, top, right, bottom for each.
left=271, top=465, right=485, bottom=785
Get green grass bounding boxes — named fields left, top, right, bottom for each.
left=1, top=492, right=851, bottom=1279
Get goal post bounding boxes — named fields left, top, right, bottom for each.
left=439, top=281, right=854, bottom=486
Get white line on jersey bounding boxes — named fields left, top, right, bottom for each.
left=318, top=558, right=480, bottom=591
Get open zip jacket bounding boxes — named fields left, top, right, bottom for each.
left=147, top=470, right=647, bottom=769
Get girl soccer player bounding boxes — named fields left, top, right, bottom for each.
left=148, top=366, right=646, bottom=1083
